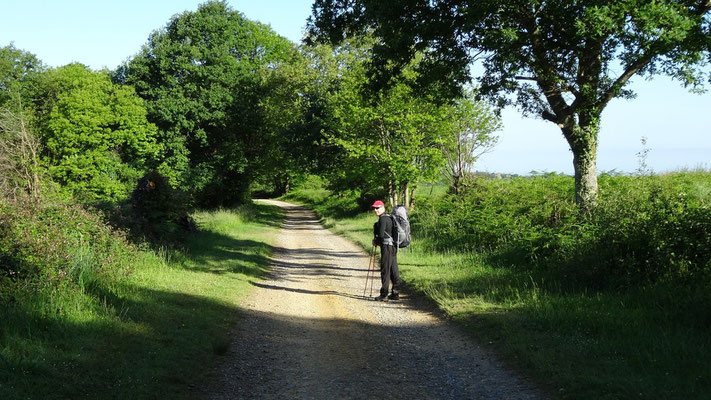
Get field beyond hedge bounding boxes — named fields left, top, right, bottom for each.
left=285, top=172, right=711, bottom=400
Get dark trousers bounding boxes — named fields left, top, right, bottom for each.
left=379, top=245, right=400, bottom=296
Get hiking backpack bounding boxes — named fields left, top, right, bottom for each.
left=391, top=205, right=411, bottom=248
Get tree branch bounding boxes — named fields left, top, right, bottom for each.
left=598, top=1, right=711, bottom=110
left=597, top=56, right=651, bottom=110
left=521, top=13, right=572, bottom=124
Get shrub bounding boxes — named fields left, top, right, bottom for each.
left=111, top=171, right=195, bottom=245
left=580, top=173, right=711, bottom=285
left=413, top=174, right=578, bottom=256
left=412, top=172, right=711, bottom=288
left=0, top=196, right=135, bottom=304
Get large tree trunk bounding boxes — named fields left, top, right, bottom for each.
left=563, top=119, right=599, bottom=211
left=572, top=143, right=598, bottom=210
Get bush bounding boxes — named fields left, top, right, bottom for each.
left=414, top=174, right=578, bottom=254
left=0, top=196, right=135, bottom=303
left=111, top=171, right=195, bottom=245
left=412, top=172, right=711, bottom=288
left=581, top=173, right=711, bottom=285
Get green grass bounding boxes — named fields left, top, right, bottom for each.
left=0, top=203, right=283, bottom=399
left=285, top=177, right=711, bottom=400
left=401, top=256, right=710, bottom=399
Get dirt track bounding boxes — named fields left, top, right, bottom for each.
left=201, top=200, right=543, bottom=399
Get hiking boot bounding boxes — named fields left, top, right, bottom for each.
left=374, top=294, right=389, bottom=302
left=388, top=293, right=400, bottom=300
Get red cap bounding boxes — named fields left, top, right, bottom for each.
left=371, top=200, right=385, bottom=208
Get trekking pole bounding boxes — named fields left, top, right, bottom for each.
left=368, top=247, right=377, bottom=297
left=363, top=245, right=375, bottom=297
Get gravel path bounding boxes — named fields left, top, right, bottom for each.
left=201, top=200, right=544, bottom=399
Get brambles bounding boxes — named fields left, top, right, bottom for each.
left=415, top=172, right=711, bottom=288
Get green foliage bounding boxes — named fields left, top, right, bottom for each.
left=440, top=91, right=501, bottom=194
left=117, top=0, right=297, bottom=206
left=0, top=197, right=134, bottom=302
left=414, top=172, right=711, bottom=288
left=112, top=171, right=195, bottom=245
left=314, top=37, right=453, bottom=207
left=416, top=174, right=578, bottom=257
left=309, top=1, right=711, bottom=209
left=581, top=173, right=711, bottom=285
left=32, top=63, right=159, bottom=205
left=310, top=0, right=711, bottom=116
left=1, top=196, right=283, bottom=399
left=0, top=44, right=44, bottom=108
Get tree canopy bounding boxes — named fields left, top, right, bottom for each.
left=440, top=91, right=501, bottom=194
left=307, top=37, right=459, bottom=208
left=0, top=44, right=44, bottom=109
left=116, top=0, right=297, bottom=206
left=309, top=0, right=711, bottom=209
left=35, top=64, right=159, bottom=204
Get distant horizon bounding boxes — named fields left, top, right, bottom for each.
left=471, top=166, right=711, bottom=178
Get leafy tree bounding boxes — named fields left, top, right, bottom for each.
left=271, top=43, right=356, bottom=192
left=0, top=44, right=44, bottom=109
left=248, top=44, right=325, bottom=196
left=0, top=45, right=44, bottom=201
left=116, top=0, right=296, bottom=206
left=320, top=38, right=448, bottom=208
left=309, top=0, right=711, bottom=210
left=441, top=91, right=501, bottom=195
left=34, top=64, right=159, bottom=204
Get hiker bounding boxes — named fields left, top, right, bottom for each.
left=371, top=200, right=401, bottom=301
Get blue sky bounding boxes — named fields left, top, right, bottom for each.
left=2, top=0, right=709, bottom=175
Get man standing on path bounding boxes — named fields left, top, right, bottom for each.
left=371, top=200, right=401, bottom=301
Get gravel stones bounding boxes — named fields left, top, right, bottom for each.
left=200, top=200, right=543, bottom=400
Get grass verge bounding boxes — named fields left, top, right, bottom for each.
left=0, top=202, right=283, bottom=399
left=283, top=185, right=711, bottom=400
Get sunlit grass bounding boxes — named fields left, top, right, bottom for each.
left=0, top=203, right=283, bottom=399
left=285, top=177, right=711, bottom=400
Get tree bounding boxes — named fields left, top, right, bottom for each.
left=309, top=0, right=711, bottom=210
left=271, top=42, right=356, bottom=190
left=116, top=0, right=296, bottom=206
left=248, top=44, right=324, bottom=196
left=34, top=64, right=159, bottom=204
left=319, top=38, right=448, bottom=208
left=441, top=91, right=501, bottom=194
left=0, top=44, right=44, bottom=109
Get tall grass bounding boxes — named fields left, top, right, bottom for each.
left=285, top=173, right=711, bottom=399
left=0, top=198, right=283, bottom=399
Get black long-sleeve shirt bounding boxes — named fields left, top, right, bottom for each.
left=373, top=214, right=394, bottom=246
